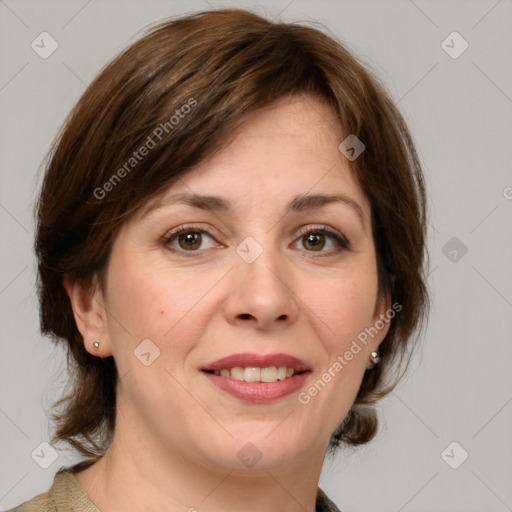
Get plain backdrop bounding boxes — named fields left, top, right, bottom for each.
left=1, top=1, right=511, bottom=511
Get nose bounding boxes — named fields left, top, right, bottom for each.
left=224, top=241, right=300, bottom=331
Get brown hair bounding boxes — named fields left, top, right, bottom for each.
left=35, top=8, right=428, bottom=460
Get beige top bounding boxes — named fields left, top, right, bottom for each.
left=8, top=465, right=341, bottom=512
left=7, top=469, right=100, bottom=512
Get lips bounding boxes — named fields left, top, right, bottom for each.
left=200, top=353, right=312, bottom=403
left=200, top=353, right=311, bottom=373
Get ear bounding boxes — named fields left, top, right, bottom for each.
left=370, top=290, right=393, bottom=351
left=63, top=276, right=113, bottom=358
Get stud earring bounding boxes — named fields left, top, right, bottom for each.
left=370, top=349, right=380, bottom=365
left=93, top=341, right=100, bottom=351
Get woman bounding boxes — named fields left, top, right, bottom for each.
left=10, top=7, right=428, bottom=512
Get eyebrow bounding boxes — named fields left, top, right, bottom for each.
left=142, top=192, right=365, bottom=226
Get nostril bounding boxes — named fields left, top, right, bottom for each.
left=239, top=314, right=251, bottom=319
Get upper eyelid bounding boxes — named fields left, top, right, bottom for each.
left=164, top=223, right=343, bottom=240
left=163, top=223, right=348, bottom=249
left=163, top=224, right=219, bottom=242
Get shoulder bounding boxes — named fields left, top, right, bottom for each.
left=5, top=488, right=55, bottom=512
left=6, top=468, right=99, bottom=512
left=9, top=471, right=338, bottom=512
left=316, top=486, right=342, bottom=512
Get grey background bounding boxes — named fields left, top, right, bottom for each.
left=1, top=0, right=511, bottom=511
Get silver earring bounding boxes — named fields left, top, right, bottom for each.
left=370, top=350, right=380, bottom=365
left=93, top=341, right=100, bottom=351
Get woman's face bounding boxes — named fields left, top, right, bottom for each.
left=87, top=95, right=390, bottom=473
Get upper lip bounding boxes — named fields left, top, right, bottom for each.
left=200, top=353, right=311, bottom=372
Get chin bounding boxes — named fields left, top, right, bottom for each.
left=197, top=431, right=314, bottom=473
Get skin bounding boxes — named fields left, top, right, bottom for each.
left=64, top=95, right=390, bottom=512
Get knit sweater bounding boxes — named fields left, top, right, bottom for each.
left=8, top=466, right=341, bottom=512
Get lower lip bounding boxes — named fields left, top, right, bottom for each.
left=201, top=371, right=311, bottom=403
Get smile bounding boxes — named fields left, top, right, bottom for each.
left=203, top=365, right=297, bottom=383
left=200, top=353, right=312, bottom=403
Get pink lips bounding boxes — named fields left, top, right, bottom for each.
left=200, top=352, right=311, bottom=372
left=200, top=352, right=311, bottom=403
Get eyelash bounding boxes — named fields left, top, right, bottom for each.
left=161, top=224, right=351, bottom=258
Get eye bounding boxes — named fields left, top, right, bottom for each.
left=162, top=224, right=350, bottom=258
left=292, top=225, right=351, bottom=256
left=162, top=225, right=221, bottom=256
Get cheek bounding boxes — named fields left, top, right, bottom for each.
left=105, top=261, right=170, bottom=341
left=308, top=269, right=379, bottom=354
left=301, top=277, right=377, bottom=423
left=104, top=251, right=222, bottom=357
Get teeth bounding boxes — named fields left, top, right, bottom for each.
left=231, top=367, right=244, bottom=380
left=260, top=366, right=277, bottom=382
left=244, top=367, right=260, bottom=382
left=210, top=365, right=297, bottom=382
left=276, top=366, right=287, bottom=381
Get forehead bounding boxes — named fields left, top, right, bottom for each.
left=138, top=95, right=370, bottom=222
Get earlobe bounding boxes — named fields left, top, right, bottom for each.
left=373, top=290, right=392, bottom=324
left=62, top=276, right=112, bottom=357
left=366, top=349, right=381, bottom=370
left=368, top=291, right=393, bottom=360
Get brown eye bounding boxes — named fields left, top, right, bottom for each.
left=177, top=231, right=203, bottom=250
left=163, top=226, right=219, bottom=255
left=293, top=226, right=350, bottom=256
left=302, top=233, right=326, bottom=251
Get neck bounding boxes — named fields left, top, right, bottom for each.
left=73, top=410, right=326, bottom=512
